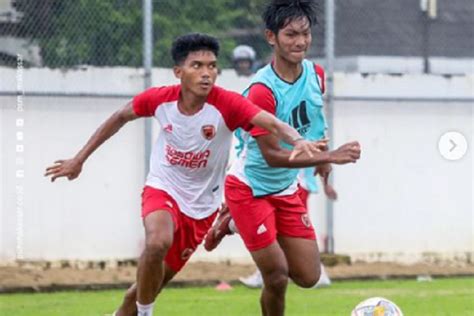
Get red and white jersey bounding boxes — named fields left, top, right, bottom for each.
left=133, top=85, right=261, bottom=219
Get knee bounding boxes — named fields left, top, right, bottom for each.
left=293, top=267, right=321, bottom=288
left=295, top=275, right=319, bottom=288
left=144, top=235, right=172, bottom=258
left=264, top=269, right=289, bottom=291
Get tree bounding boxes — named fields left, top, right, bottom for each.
left=15, top=0, right=270, bottom=68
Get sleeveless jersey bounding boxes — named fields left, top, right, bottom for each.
left=230, top=59, right=326, bottom=196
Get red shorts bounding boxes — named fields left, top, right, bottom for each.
left=297, top=185, right=310, bottom=209
left=141, top=186, right=217, bottom=272
left=225, top=176, right=316, bottom=252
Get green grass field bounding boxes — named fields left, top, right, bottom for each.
left=1, top=278, right=473, bottom=316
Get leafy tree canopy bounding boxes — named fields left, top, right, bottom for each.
left=15, top=0, right=270, bottom=68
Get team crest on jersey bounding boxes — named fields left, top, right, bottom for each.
left=201, top=125, right=216, bottom=140
left=181, top=248, right=194, bottom=260
left=301, top=214, right=311, bottom=228
left=164, top=124, right=173, bottom=133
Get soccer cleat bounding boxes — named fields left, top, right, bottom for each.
left=239, top=269, right=263, bottom=288
left=204, top=206, right=233, bottom=251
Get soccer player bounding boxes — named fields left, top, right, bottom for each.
left=205, top=1, right=361, bottom=315
left=44, top=33, right=325, bottom=316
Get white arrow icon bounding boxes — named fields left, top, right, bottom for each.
left=439, top=132, right=468, bottom=161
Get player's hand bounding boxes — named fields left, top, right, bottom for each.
left=219, top=202, right=229, bottom=214
left=316, top=163, right=338, bottom=200
left=324, top=183, right=338, bottom=200
left=313, top=138, right=329, bottom=152
left=316, top=163, right=332, bottom=177
left=44, top=158, right=83, bottom=182
left=289, top=139, right=328, bottom=161
left=328, top=141, right=361, bottom=164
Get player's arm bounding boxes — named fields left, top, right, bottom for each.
left=313, top=63, right=338, bottom=198
left=312, top=63, right=334, bottom=175
left=249, top=110, right=324, bottom=160
left=238, top=84, right=322, bottom=160
left=256, top=134, right=360, bottom=168
left=244, top=83, right=360, bottom=167
left=44, top=102, right=138, bottom=182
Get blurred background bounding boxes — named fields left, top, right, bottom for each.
left=0, top=0, right=472, bottom=266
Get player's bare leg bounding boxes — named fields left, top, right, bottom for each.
left=277, top=236, right=321, bottom=288
left=136, top=211, right=175, bottom=312
left=116, top=263, right=177, bottom=316
left=251, top=242, right=289, bottom=316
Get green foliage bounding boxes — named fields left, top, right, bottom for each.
left=16, top=0, right=271, bottom=68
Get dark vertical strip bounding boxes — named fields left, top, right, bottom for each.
left=291, top=106, right=300, bottom=129
left=299, top=101, right=310, bottom=126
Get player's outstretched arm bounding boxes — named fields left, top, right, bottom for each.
left=255, top=133, right=361, bottom=168
left=44, top=102, right=139, bottom=182
left=250, top=110, right=323, bottom=160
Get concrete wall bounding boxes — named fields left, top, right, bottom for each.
left=0, top=67, right=472, bottom=264
left=331, top=100, right=472, bottom=263
left=0, top=96, right=146, bottom=261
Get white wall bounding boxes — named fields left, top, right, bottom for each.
left=0, top=98, right=4, bottom=260
left=0, top=96, right=146, bottom=261
left=1, top=67, right=472, bottom=264
left=332, top=100, right=472, bottom=263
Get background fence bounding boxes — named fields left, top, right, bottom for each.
left=2, top=0, right=473, bottom=71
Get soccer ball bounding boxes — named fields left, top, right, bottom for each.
left=351, top=297, right=403, bottom=316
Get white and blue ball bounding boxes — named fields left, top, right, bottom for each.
left=351, top=297, right=403, bottom=316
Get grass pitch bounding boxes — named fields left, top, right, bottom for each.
left=0, top=277, right=473, bottom=315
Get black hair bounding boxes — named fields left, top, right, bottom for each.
left=262, top=0, right=318, bottom=34
left=171, top=33, right=220, bottom=65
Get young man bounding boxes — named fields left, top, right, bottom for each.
left=205, top=1, right=361, bottom=315
left=44, top=33, right=324, bottom=316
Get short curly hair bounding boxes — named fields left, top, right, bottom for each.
left=171, top=33, right=220, bottom=65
